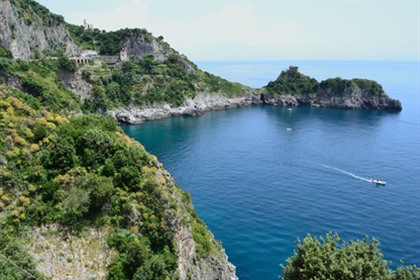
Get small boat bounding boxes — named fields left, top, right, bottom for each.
left=286, top=128, right=293, bottom=131
left=369, top=179, right=386, bottom=186
left=287, top=108, right=293, bottom=111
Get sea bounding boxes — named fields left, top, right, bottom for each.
left=122, top=61, right=420, bottom=280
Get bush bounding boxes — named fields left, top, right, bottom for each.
left=0, top=237, right=46, bottom=280
left=281, top=233, right=419, bottom=280
left=43, top=135, right=77, bottom=173
left=0, top=48, right=13, bottom=59
left=0, top=59, right=10, bottom=72
left=57, top=56, right=76, bottom=73
left=266, top=66, right=319, bottom=95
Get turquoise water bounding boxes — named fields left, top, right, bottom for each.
left=122, top=61, right=420, bottom=280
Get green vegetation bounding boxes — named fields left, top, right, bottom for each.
left=0, top=236, right=46, bottom=280
left=281, top=233, right=420, bottom=280
left=66, top=25, right=151, bottom=55
left=1, top=59, right=80, bottom=112
left=0, top=72, right=225, bottom=277
left=81, top=55, right=246, bottom=111
left=0, top=48, right=13, bottom=59
left=319, top=77, right=385, bottom=97
left=266, top=66, right=319, bottom=96
left=0, top=85, right=214, bottom=278
left=266, top=66, right=387, bottom=98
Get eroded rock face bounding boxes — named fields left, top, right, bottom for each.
left=108, top=93, right=261, bottom=124
left=0, top=0, right=78, bottom=59
left=59, top=70, right=92, bottom=100
left=25, top=225, right=114, bottom=280
left=121, top=33, right=171, bottom=62
left=261, top=92, right=402, bottom=110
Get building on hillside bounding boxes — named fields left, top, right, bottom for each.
left=83, top=19, right=94, bottom=30
left=81, top=50, right=98, bottom=58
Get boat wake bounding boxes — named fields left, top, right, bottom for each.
left=320, top=164, right=371, bottom=182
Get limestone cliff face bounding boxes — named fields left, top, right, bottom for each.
left=0, top=0, right=78, bottom=59
left=120, top=30, right=196, bottom=74
left=121, top=31, right=172, bottom=62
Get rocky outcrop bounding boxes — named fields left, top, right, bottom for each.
left=120, top=30, right=196, bottom=74
left=59, top=70, right=92, bottom=100
left=263, top=66, right=402, bottom=111
left=121, top=31, right=172, bottom=62
left=260, top=91, right=402, bottom=110
left=109, top=92, right=261, bottom=124
left=24, top=225, right=114, bottom=280
left=0, top=0, right=78, bottom=59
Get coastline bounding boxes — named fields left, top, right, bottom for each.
left=108, top=92, right=402, bottom=124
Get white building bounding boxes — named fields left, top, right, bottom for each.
left=81, top=50, right=98, bottom=58
left=83, top=19, right=94, bottom=31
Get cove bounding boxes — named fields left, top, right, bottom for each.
left=122, top=61, right=420, bottom=280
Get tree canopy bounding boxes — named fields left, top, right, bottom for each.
left=281, top=233, right=420, bottom=280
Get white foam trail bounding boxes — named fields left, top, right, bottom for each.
left=320, top=164, right=371, bottom=182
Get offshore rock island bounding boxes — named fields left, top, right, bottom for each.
left=0, top=0, right=403, bottom=279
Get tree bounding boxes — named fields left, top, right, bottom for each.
left=44, top=135, right=77, bottom=173
left=281, top=233, right=393, bottom=280
left=57, top=55, right=76, bottom=73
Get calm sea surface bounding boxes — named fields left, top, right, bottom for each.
left=122, top=61, right=420, bottom=280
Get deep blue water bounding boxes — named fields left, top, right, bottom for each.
left=123, top=61, right=420, bottom=280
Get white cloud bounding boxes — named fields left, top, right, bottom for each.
left=69, top=0, right=148, bottom=31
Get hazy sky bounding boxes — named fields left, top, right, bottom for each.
left=37, top=0, right=419, bottom=61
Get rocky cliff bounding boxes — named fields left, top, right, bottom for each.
left=0, top=0, right=78, bottom=59
left=121, top=30, right=172, bottom=62
left=119, top=29, right=196, bottom=74
left=109, top=92, right=259, bottom=124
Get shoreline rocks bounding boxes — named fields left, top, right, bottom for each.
left=108, top=93, right=261, bottom=124
left=109, top=91, right=401, bottom=124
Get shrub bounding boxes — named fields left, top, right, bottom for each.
left=57, top=56, right=76, bottom=73
left=281, top=233, right=419, bottom=280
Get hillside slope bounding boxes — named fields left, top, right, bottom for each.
left=0, top=85, right=237, bottom=279
left=0, top=0, right=239, bottom=279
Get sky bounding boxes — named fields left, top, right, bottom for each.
left=37, top=0, right=419, bottom=61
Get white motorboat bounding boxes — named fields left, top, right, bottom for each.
left=369, top=179, right=386, bottom=186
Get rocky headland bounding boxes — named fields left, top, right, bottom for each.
left=108, top=66, right=402, bottom=124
